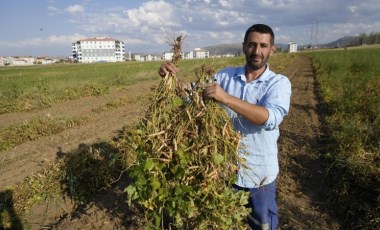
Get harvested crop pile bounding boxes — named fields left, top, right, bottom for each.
left=123, top=35, right=250, bottom=229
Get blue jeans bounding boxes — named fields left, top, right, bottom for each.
left=233, top=180, right=278, bottom=230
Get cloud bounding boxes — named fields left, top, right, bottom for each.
left=73, top=0, right=179, bottom=34
left=124, top=37, right=149, bottom=45
left=47, top=6, right=59, bottom=15
left=47, top=33, right=87, bottom=44
left=0, top=38, right=44, bottom=48
left=50, top=0, right=380, bottom=47
left=124, top=1, right=179, bottom=28
left=0, top=33, right=86, bottom=48
left=65, top=5, right=84, bottom=14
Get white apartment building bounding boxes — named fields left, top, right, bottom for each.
left=193, top=48, right=209, bottom=59
left=0, top=56, right=35, bottom=66
left=288, top=42, right=297, bottom=53
left=72, top=37, right=125, bottom=63
left=163, top=52, right=175, bottom=61
left=162, top=48, right=209, bottom=61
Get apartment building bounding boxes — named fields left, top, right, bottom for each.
left=72, top=37, right=125, bottom=63
left=162, top=48, right=209, bottom=61
left=288, top=41, right=298, bottom=53
left=192, top=48, right=209, bottom=59
left=0, top=56, right=35, bottom=66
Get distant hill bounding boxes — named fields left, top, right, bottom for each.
left=203, top=43, right=243, bottom=56
left=323, top=36, right=357, bottom=48
left=202, top=36, right=359, bottom=55
left=203, top=42, right=291, bottom=56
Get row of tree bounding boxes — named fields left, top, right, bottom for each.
left=354, top=32, right=380, bottom=46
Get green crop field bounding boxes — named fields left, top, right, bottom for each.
left=0, top=61, right=160, bottom=114
left=0, top=54, right=293, bottom=114
left=306, top=47, right=380, bottom=229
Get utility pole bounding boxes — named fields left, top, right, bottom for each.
left=310, top=19, right=319, bottom=49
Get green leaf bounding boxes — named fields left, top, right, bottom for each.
left=144, top=159, right=154, bottom=171
left=188, top=200, right=198, bottom=218
left=213, top=153, right=224, bottom=165
left=239, top=191, right=249, bottom=206
left=124, top=185, right=137, bottom=205
left=177, top=150, right=189, bottom=165
left=124, top=185, right=136, bottom=195
left=174, top=167, right=185, bottom=179
left=182, top=185, right=193, bottom=193
left=175, top=213, right=184, bottom=227
left=171, top=96, right=184, bottom=107
left=153, top=212, right=162, bottom=228
left=175, top=186, right=183, bottom=195
left=136, top=175, right=146, bottom=187
left=151, top=178, right=161, bottom=191
left=158, top=188, right=168, bottom=201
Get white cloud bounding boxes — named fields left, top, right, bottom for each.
left=218, top=0, right=233, bottom=8
left=65, top=5, right=84, bottom=14
left=125, top=0, right=179, bottom=28
left=0, top=34, right=86, bottom=48
left=124, top=37, right=149, bottom=45
left=0, top=38, right=45, bottom=47
left=47, top=6, right=59, bottom=15
left=349, top=5, right=358, bottom=13
left=74, top=0, right=180, bottom=35
left=47, top=33, right=87, bottom=44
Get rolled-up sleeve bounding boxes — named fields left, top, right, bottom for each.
left=261, top=76, right=292, bottom=130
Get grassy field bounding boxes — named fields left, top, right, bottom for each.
left=0, top=54, right=293, bottom=114
left=306, top=47, right=380, bottom=229
left=0, top=61, right=158, bottom=114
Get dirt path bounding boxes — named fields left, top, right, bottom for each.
left=277, top=55, right=339, bottom=229
left=0, top=56, right=341, bottom=229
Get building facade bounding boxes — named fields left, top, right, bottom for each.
left=288, top=42, right=298, bottom=53
left=162, top=48, right=209, bottom=61
left=0, top=56, right=36, bottom=66
left=192, top=48, right=209, bottom=59
left=72, top=37, right=125, bottom=63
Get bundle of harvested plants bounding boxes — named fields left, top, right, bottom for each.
left=124, top=35, right=249, bottom=229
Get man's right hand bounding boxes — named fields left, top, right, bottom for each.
left=158, top=61, right=178, bottom=77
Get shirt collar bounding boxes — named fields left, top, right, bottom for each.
left=234, top=64, right=272, bottom=83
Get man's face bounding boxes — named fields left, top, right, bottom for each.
left=243, top=32, right=275, bottom=71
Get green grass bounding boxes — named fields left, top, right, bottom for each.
left=0, top=115, right=88, bottom=152
left=0, top=55, right=292, bottom=114
left=0, top=61, right=161, bottom=113
left=306, top=47, right=380, bottom=229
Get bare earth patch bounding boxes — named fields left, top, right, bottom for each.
left=1, top=57, right=341, bottom=229
left=277, top=55, right=340, bottom=229
left=0, top=81, right=157, bottom=188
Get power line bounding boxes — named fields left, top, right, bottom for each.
left=310, top=19, right=319, bottom=49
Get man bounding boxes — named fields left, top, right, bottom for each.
left=158, top=24, right=291, bottom=230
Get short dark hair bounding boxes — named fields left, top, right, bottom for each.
left=243, top=24, right=275, bottom=46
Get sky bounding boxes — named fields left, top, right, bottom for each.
left=1, top=0, right=379, bottom=57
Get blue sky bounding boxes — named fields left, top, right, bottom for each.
left=1, top=0, right=379, bottom=57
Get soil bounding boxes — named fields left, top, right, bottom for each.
left=0, top=56, right=341, bottom=229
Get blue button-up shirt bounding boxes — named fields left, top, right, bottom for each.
left=215, top=64, right=291, bottom=188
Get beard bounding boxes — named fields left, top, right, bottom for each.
left=245, top=54, right=269, bottom=71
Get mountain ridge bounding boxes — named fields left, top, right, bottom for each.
left=202, top=36, right=358, bottom=55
